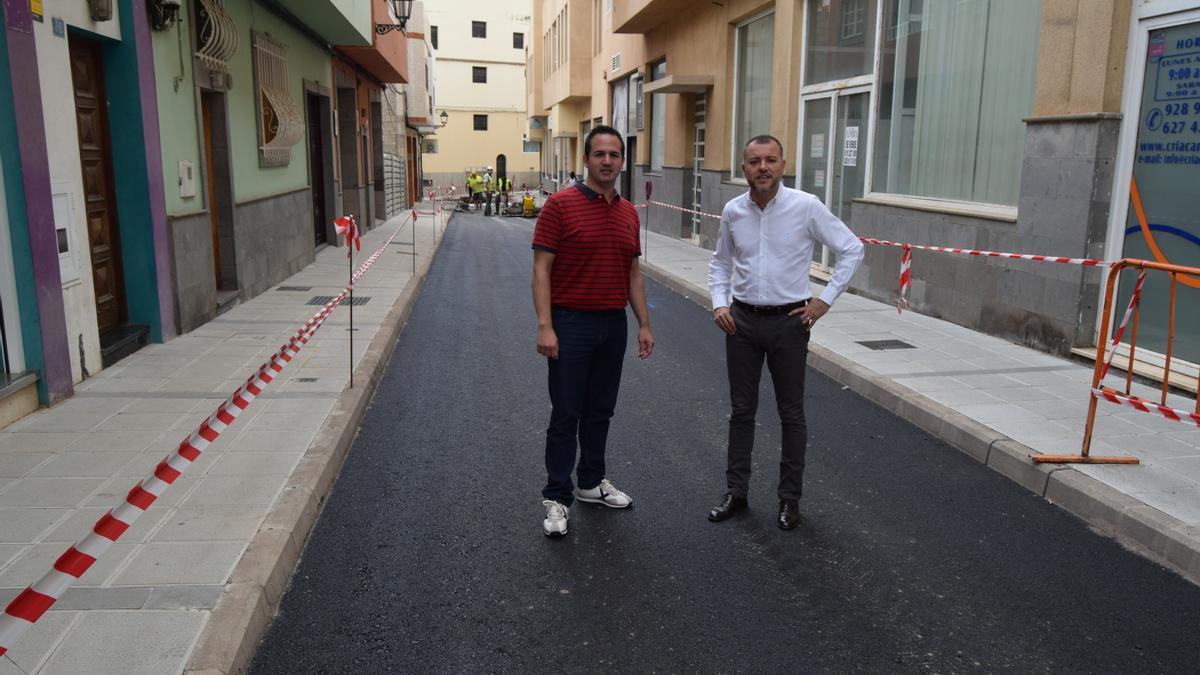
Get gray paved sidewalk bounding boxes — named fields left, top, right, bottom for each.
left=637, top=223, right=1200, bottom=568
left=0, top=206, right=449, bottom=674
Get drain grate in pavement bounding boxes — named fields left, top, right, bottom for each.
left=276, top=286, right=312, bottom=291
left=293, top=377, right=318, bottom=383
left=307, top=295, right=371, bottom=306
left=857, top=339, right=916, bottom=351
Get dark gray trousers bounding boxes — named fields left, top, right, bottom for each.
left=724, top=304, right=811, bottom=501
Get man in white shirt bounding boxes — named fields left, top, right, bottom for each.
left=706, top=134, right=864, bottom=530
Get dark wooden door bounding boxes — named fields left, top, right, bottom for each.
left=201, top=94, right=222, bottom=285
left=69, top=35, right=125, bottom=335
left=307, top=94, right=327, bottom=245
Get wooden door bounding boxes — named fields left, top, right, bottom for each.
left=307, top=94, right=328, bottom=245
left=69, top=35, right=125, bottom=334
left=201, top=94, right=222, bottom=284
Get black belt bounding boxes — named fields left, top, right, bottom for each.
left=732, top=298, right=809, bottom=315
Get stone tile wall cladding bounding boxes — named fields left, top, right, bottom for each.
left=169, top=212, right=219, bottom=334
left=233, top=188, right=317, bottom=301
left=851, top=118, right=1120, bottom=356
left=170, top=189, right=317, bottom=334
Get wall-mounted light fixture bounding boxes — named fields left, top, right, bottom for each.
left=89, top=0, right=114, bottom=21
left=439, top=110, right=449, bottom=127
left=147, top=0, right=182, bottom=31
left=376, top=0, right=413, bottom=35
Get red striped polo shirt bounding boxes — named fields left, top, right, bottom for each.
left=532, top=183, right=641, bottom=311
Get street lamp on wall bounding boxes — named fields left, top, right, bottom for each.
left=377, top=0, right=414, bottom=35
left=439, top=110, right=449, bottom=128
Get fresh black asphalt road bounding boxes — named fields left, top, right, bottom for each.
left=251, top=213, right=1200, bottom=673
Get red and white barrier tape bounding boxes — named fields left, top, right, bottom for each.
left=634, top=199, right=1113, bottom=313
left=1092, top=388, right=1200, bottom=428
left=857, top=237, right=1109, bottom=267
left=646, top=200, right=722, bottom=219
left=1098, top=270, right=1148, bottom=381
left=897, top=244, right=912, bottom=314
left=0, top=211, right=421, bottom=657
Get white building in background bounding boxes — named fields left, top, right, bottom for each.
left=422, top=0, right=540, bottom=190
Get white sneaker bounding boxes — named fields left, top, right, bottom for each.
left=542, top=499, right=569, bottom=536
left=574, top=478, right=633, bottom=508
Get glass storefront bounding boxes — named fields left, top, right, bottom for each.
left=804, top=0, right=877, bottom=85
left=1118, top=19, right=1200, bottom=365
left=871, top=0, right=1040, bottom=206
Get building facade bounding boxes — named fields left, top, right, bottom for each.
left=423, top=0, right=540, bottom=191
left=151, top=0, right=408, bottom=334
left=0, top=0, right=427, bottom=429
left=0, top=0, right=176, bottom=420
left=528, top=0, right=1200, bottom=384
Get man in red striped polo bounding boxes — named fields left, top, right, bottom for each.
left=532, top=125, right=654, bottom=537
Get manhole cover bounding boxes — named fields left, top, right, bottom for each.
left=857, top=339, right=916, bottom=351
left=307, top=296, right=371, bottom=306
left=276, top=286, right=312, bottom=291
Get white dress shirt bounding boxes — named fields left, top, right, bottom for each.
left=708, top=185, right=864, bottom=309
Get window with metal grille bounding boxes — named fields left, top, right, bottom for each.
left=431, top=25, right=438, bottom=49
left=472, top=21, right=486, bottom=38
left=513, top=32, right=523, bottom=49
left=472, top=66, right=487, bottom=83
left=474, top=114, right=488, bottom=131
left=252, top=31, right=303, bottom=167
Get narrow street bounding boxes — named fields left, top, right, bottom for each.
left=250, top=213, right=1200, bottom=673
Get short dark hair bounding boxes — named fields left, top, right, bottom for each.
left=584, top=124, right=625, bottom=158
left=743, top=134, right=784, bottom=157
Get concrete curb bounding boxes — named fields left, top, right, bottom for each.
left=184, top=215, right=450, bottom=674
left=639, top=262, right=1200, bottom=587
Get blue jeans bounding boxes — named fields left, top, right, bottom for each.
left=543, top=307, right=628, bottom=506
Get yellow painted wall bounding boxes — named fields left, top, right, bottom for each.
left=424, top=110, right=537, bottom=175
left=638, top=0, right=800, bottom=175
left=1031, top=0, right=1131, bottom=116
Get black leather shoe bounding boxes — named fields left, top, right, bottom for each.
left=777, top=499, right=800, bottom=530
left=708, top=493, right=748, bottom=522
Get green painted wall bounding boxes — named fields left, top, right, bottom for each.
left=226, top=0, right=331, bottom=203
left=151, top=3, right=201, bottom=217
left=150, top=0, right=332, bottom=210
left=288, top=0, right=372, bottom=46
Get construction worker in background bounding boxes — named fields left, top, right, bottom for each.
left=467, top=171, right=484, bottom=205
left=483, top=167, right=494, bottom=192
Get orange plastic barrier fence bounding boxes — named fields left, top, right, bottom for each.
left=1034, top=258, right=1200, bottom=464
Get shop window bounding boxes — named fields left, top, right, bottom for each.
left=472, top=21, right=486, bottom=38
left=805, top=0, right=876, bottom=84
left=872, top=0, right=1041, bottom=205
left=732, top=12, right=774, bottom=179
left=473, top=66, right=487, bottom=83
left=252, top=31, right=304, bottom=167
left=649, top=61, right=667, bottom=172
left=474, top=114, right=488, bottom=131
